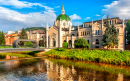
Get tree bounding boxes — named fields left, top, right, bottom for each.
left=74, top=38, right=90, bottom=48
left=25, top=41, right=33, bottom=47
left=0, top=31, right=5, bottom=45
left=0, top=31, right=2, bottom=45
left=20, top=28, right=28, bottom=45
left=20, top=28, right=28, bottom=39
left=63, top=42, right=68, bottom=48
left=126, top=20, right=130, bottom=44
left=102, top=16, right=119, bottom=48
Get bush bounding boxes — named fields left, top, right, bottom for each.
left=55, top=48, right=65, bottom=51
left=74, top=38, right=90, bottom=48
left=63, top=42, right=68, bottom=48
left=25, top=41, right=33, bottom=47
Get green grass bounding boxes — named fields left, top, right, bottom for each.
left=43, top=48, right=130, bottom=66
left=0, top=51, right=41, bottom=59
left=0, top=46, right=13, bottom=48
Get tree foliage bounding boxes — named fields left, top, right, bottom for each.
left=102, top=16, right=119, bottom=48
left=20, top=28, right=28, bottom=45
left=0, top=31, right=5, bottom=45
left=25, top=41, right=33, bottom=47
left=126, top=20, right=130, bottom=44
left=63, top=42, right=68, bottom=48
left=74, top=38, right=90, bottom=48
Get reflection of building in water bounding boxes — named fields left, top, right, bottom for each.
left=45, top=59, right=77, bottom=81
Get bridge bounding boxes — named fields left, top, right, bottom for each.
left=0, top=48, right=52, bottom=53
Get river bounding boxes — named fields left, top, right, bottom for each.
left=0, top=58, right=130, bottom=81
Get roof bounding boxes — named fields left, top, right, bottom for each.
left=56, top=14, right=70, bottom=21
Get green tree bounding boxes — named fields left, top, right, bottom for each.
left=20, top=28, right=28, bottom=45
left=1, top=31, right=5, bottom=45
left=63, top=42, right=68, bottom=48
left=74, top=38, right=90, bottom=48
left=20, top=28, right=28, bottom=39
left=126, top=20, right=130, bottom=44
left=25, top=41, right=33, bottom=47
left=102, top=16, right=119, bottom=48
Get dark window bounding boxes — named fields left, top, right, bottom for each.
left=87, top=31, right=90, bottom=36
left=71, top=34, right=75, bottom=36
left=81, top=32, right=82, bottom=36
left=83, top=32, right=84, bottom=36
left=96, top=30, right=98, bottom=35
left=110, top=21, right=111, bottom=25
left=85, top=31, right=86, bottom=36
left=87, top=40, right=89, bottom=44
left=64, top=40, right=66, bottom=42
left=96, top=39, right=99, bottom=44
left=98, top=30, right=100, bottom=35
left=117, top=29, right=119, bottom=33
left=95, top=46, right=99, bottom=48
left=115, top=20, right=116, bottom=24
left=77, top=34, right=78, bottom=36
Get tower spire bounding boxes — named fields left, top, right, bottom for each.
left=61, top=4, right=65, bottom=14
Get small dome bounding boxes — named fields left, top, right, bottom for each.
left=56, top=14, right=71, bottom=21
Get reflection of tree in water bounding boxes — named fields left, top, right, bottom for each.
left=0, top=58, right=129, bottom=81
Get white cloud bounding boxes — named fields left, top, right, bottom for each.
left=102, top=0, right=130, bottom=19
left=69, top=14, right=81, bottom=20
left=0, top=0, right=50, bottom=9
left=84, top=17, right=91, bottom=20
left=0, top=6, right=56, bottom=32
left=96, top=14, right=100, bottom=16
left=55, top=6, right=60, bottom=8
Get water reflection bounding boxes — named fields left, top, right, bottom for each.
left=0, top=58, right=129, bottom=81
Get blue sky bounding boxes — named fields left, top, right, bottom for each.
left=0, top=0, right=130, bottom=32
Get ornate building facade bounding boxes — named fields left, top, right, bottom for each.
left=44, top=5, right=125, bottom=50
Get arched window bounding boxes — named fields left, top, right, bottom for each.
left=110, top=21, right=111, bottom=25
left=96, top=39, right=99, bottom=44
left=69, top=40, right=72, bottom=47
left=96, top=30, right=98, bottom=35
left=81, top=32, right=82, bottom=36
left=83, top=32, right=84, bottom=36
left=71, top=34, right=75, bottom=36
left=98, top=30, right=100, bottom=35
left=64, top=40, right=66, bottom=42
left=85, top=31, right=86, bottom=36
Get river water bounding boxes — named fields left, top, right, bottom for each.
left=0, top=58, right=130, bottom=81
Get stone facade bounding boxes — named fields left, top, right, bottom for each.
left=44, top=5, right=125, bottom=50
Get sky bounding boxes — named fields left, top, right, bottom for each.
left=0, top=0, right=130, bottom=32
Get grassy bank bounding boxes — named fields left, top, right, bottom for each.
left=0, top=45, right=13, bottom=48
left=43, top=48, right=130, bottom=66
left=0, top=51, right=41, bottom=59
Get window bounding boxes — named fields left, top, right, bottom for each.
left=87, top=31, right=90, bottom=36
left=96, top=39, right=99, bottom=44
left=115, top=20, right=116, bottom=24
left=63, top=23, right=66, bottom=26
left=81, top=32, right=82, bottom=36
left=64, top=40, right=66, bottom=42
left=83, top=32, right=84, bottom=36
left=87, top=40, right=89, bottom=44
left=110, top=21, right=111, bottom=25
left=71, top=34, right=75, bottom=36
left=117, top=29, right=119, bottom=33
left=85, top=31, right=86, bottom=36
left=77, top=34, right=78, bottom=36
left=96, top=30, right=98, bottom=35
left=98, top=30, right=100, bottom=35
left=95, top=46, right=99, bottom=48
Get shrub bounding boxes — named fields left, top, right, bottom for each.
left=55, top=48, right=65, bottom=51
left=25, top=41, right=33, bottom=47
left=74, top=38, right=90, bottom=48
left=63, top=42, right=68, bottom=48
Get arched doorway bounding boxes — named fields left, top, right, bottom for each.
left=69, top=40, right=72, bottom=47
left=52, top=38, right=56, bottom=47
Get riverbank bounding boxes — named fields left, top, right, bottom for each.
left=0, top=51, right=42, bottom=59
left=43, top=48, right=130, bottom=66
